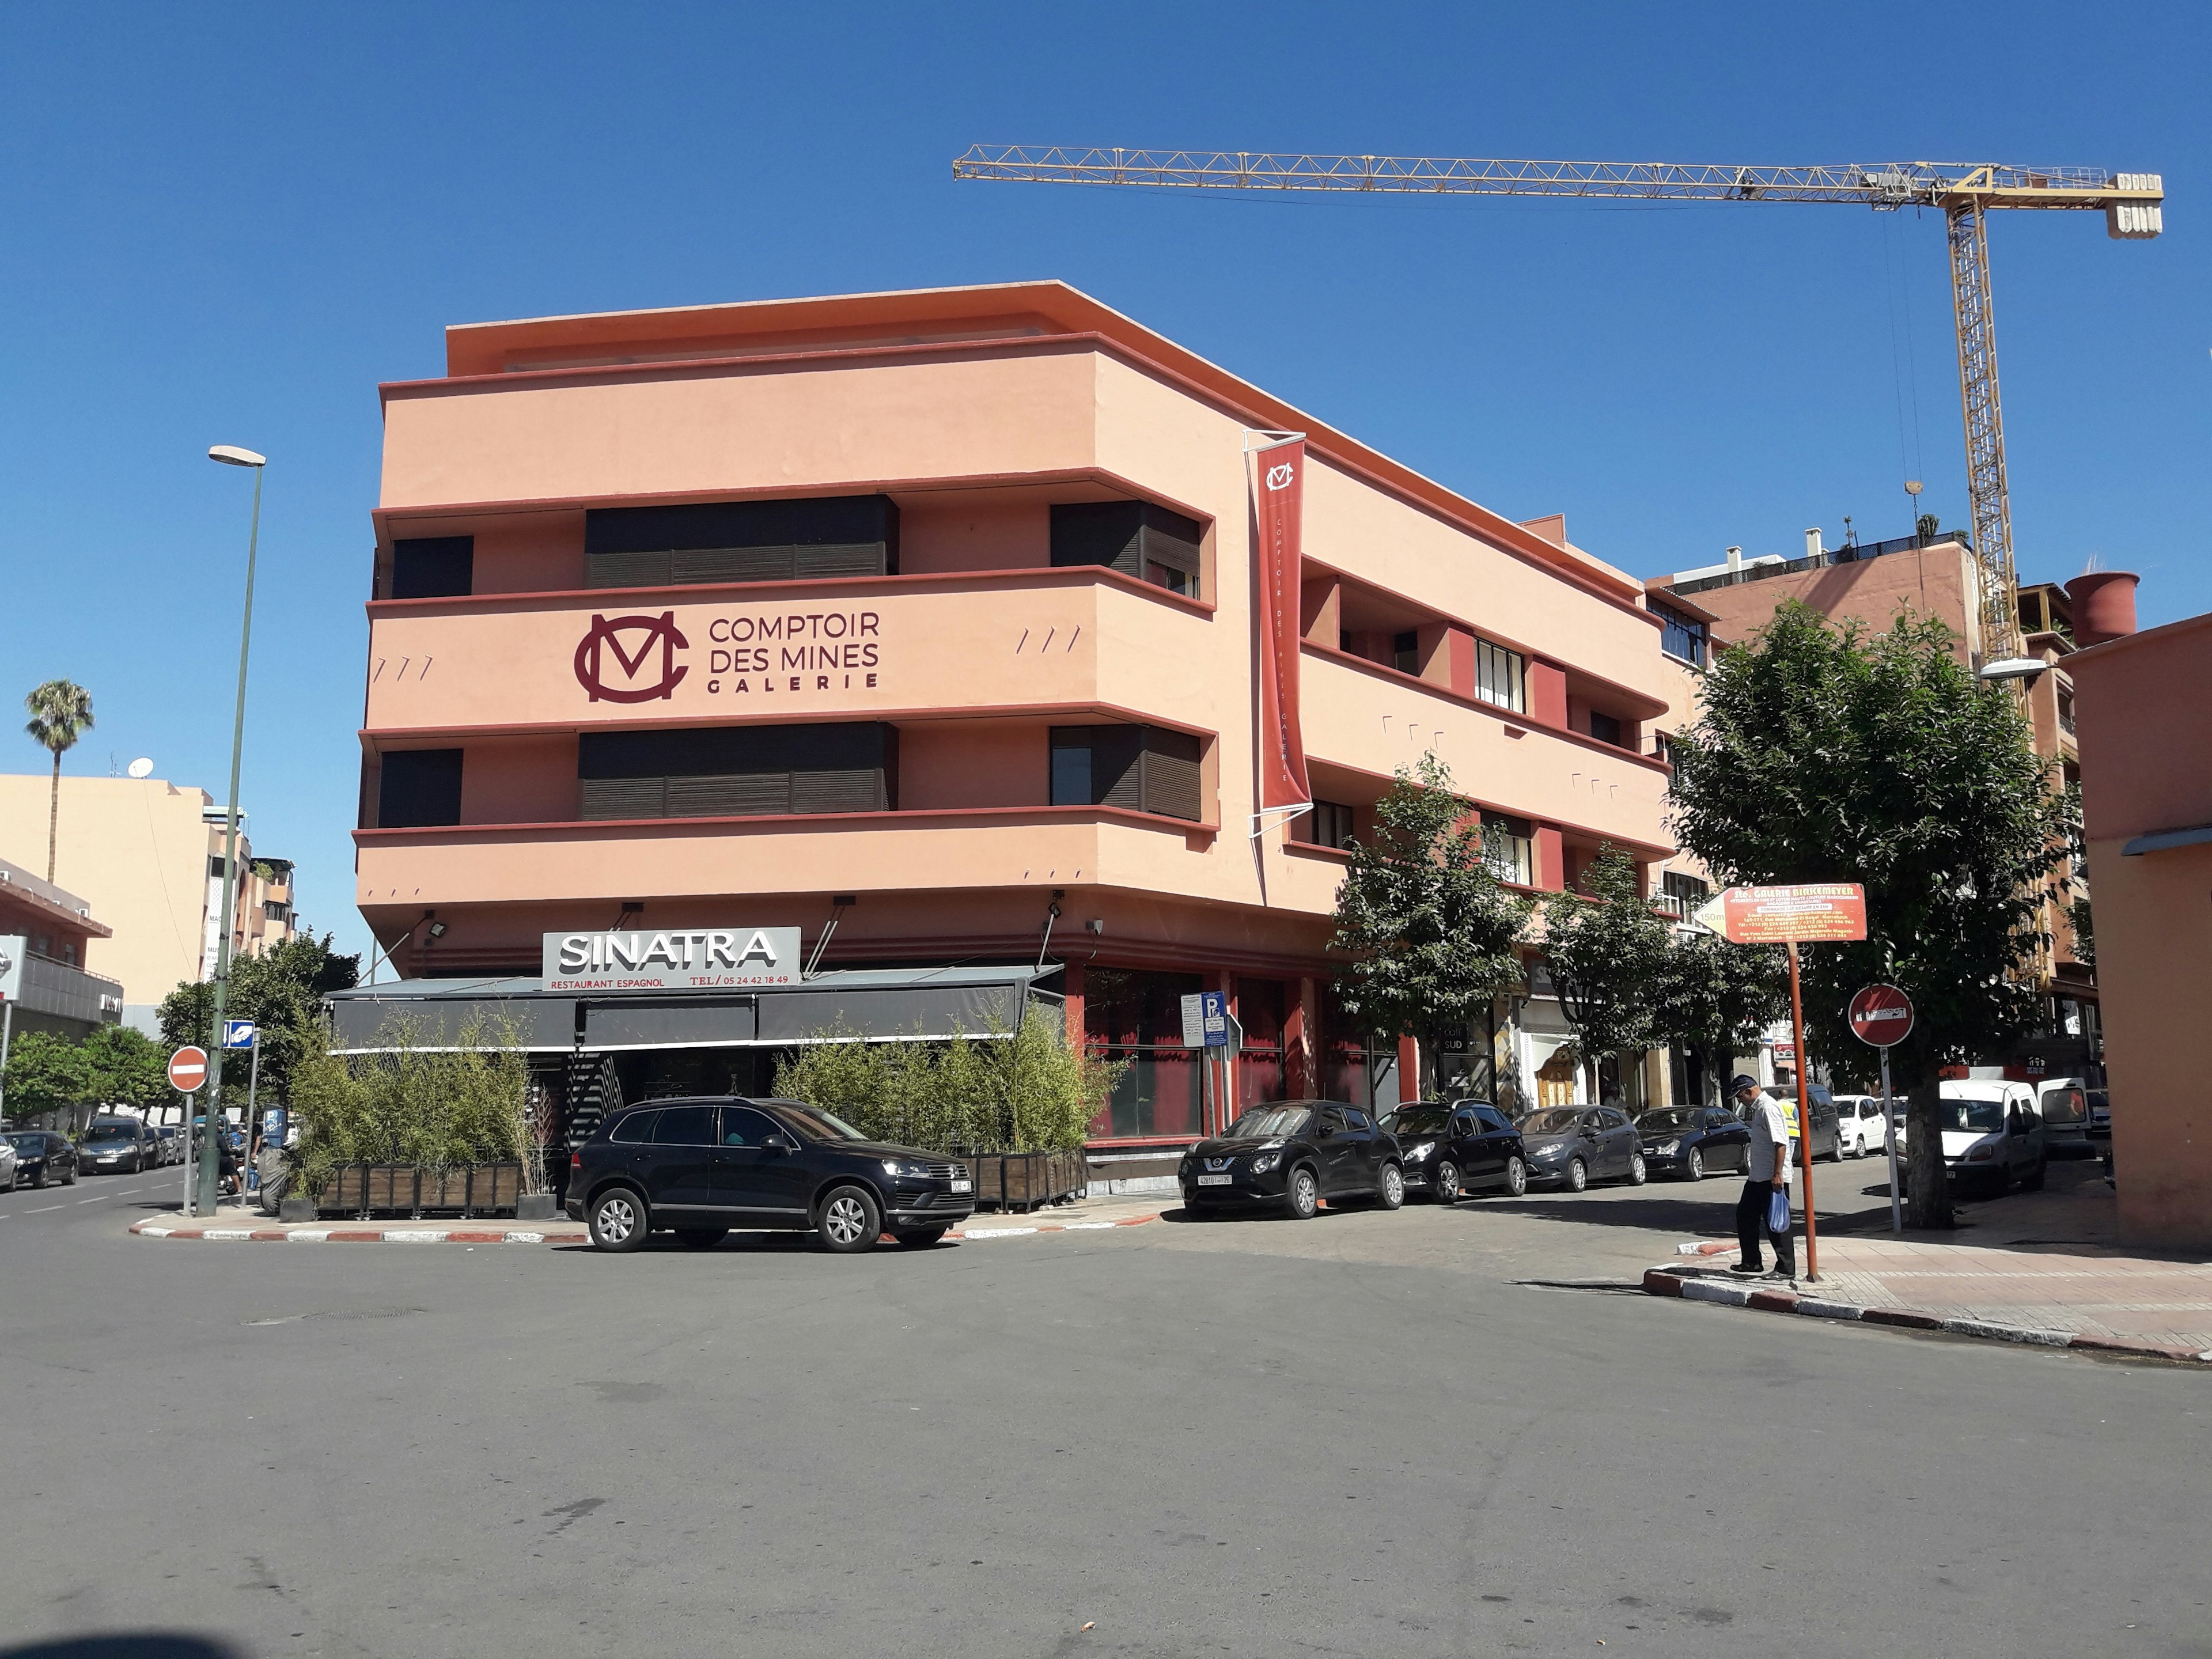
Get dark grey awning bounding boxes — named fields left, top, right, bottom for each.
left=325, top=965, right=1058, bottom=1055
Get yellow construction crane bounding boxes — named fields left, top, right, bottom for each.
left=952, top=147, right=2164, bottom=664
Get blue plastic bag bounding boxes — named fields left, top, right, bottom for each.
left=1767, top=1185, right=1791, bottom=1234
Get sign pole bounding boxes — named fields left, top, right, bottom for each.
left=1881, top=1045, right=1900, bottom=1235
left=1787, top=941, right=1819, bottom=1283
left=244, top=1030, right=263, bottom=1195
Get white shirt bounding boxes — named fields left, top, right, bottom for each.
left=1743, top=1095, right=1796, bottom=1185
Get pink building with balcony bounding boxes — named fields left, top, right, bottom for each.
left=350, top=282, right=1686, bottom=1147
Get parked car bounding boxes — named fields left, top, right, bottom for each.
left=1835, top=1095, right=1892, bottom=1158
left=1766, top=1086, right=1843, bottom=1161
left=77, top=1117, right=161, bottom=1175
left=567, top=1097, right=977, bottom=1253
left=2085, top=1088, right=2111, bottom=1139
left=6, top=1131, right=77, bottom=1187
left=154, top=1125, right=184, bottom=1165
left=1180, top=1100, right=1404, bottom=1219
left=2036, top=1077, right=2093, bottom=1154
left=1377, top=1100, right=1527, bottom=1200
left=1937, top=1080, right=2046, bottom=1196
left=0, top=1135, right=16, bottom=1192
left=1634, top=1104, right=1749, bottom=1181
left=1516, top=1105, right=1645, bottom=1191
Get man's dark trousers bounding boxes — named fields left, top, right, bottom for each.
left=1735, top=1180, right=1796, bottom=1277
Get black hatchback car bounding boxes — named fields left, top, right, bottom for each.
left=565, top=1097, right=976, bottom=1254
left=1634, top=1105, right=1751, bottom=1181
left=1378, top=1100, right=1528, bottom=1201
left=1178, top=1100, right=1403, bottom=1219
left=7, top=1131, right=77, bottom=1188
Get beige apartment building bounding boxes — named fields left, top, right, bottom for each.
left=0, top=774, right=298, bottom=1032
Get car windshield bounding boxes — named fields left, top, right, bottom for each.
left=1384, top=1107, right=1452, bottom=1136
left=84, top=1125, right=134, bottom=1143
left=1938, top=1094, right=2006, bottom=1133
left=1518, top=1109, right=1584, bottom=1134
left=1226, top=1106, right=1312, bottom=1139
left=770, top=1104, right=870, bottom=1142
left=1637, top=1109, right=1700, bottom=1132
left=5, top=1133, right=40, bottom=1151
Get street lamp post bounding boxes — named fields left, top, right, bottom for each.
left=195, top=444, right=267, bottom=1217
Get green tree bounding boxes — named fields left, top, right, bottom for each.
left=1329, top=753, right=1535, bottom=1094
left=24, top=679, right=94, bottom=883
left=2, top=1031, right=90, bottom=1125
left=1653, top=931, right=1790, bottom=1101
left=1542, top=845, right=1673, bottom=1100
left=158, top=932, right=360, bottom=1103
left=1668, top=601, right=2064, bottom=1226
left=78, top=1024, right=171, bottom=1112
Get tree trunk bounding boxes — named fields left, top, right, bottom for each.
left=1903, top=1075, right=1952, bottom=1230
left=46, top=750, right=60, bottom=883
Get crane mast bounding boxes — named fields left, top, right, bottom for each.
left=954, top=146, right=2164, bottom=664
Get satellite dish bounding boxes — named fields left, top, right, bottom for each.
left=127, top=757, right=154, bottom=779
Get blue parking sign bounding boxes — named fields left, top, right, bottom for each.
left=222, top=1020, right=257, bottom=1050
left=1199, top=992, right=1229, bottom=1048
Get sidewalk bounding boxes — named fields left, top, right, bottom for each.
left=1653, top=1161, right=2212, bottom=1361
left=128, top=1189, right=1167, bottom=1245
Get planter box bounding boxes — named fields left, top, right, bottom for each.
left=965, top=1149, right=1087, bottom=1213
left=315, top=1162, right=527, bottom=1219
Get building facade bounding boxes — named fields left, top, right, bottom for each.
left=0, top=775, right=297, bottom=1033
left=359, top=282, right=1692, bottom=1144
left=0, top=856, right=124, bottom=1044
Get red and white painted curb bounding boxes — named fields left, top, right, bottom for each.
left=130, top=1213, right=1163, bottom=1246
left=1641, top=1264, right=2212, bottom=1365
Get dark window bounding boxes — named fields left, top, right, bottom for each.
left=611, top=1110, right=659, bottom=1144
left=207, top=856, right=227, bottom=878
left=1663, top=871, right=1710, bottom=912
left=1588, top=711, right=1624, bottom=748
left=1297, top=800, right=1355, bottom=850
left=652, top=1106, right=719, bottom=1146
left=389, top=536, right=474, bottom=600
left=1048, top=725, right=1203, bottom=821
left=264, top=900, right=290, bottom=922
left=1476, top=1107, right=1512, bottom=1133
left=1392, top=631, right=1421, bottom=673
left=1345, top=1109, right=1371, bottom=1131
left=721, top=1107, right=778, bottom=1147
left=1653, top=731, right=1680, bottom=767
left=578, top=723, right=896, bottom=820
left=1652, top=600, right=1707, bottom=667
left=376, top=749, right=464, bottom=828
left=1050, top=501, right=1202, bottom=596
left=584, top=495, right=899, bottom=588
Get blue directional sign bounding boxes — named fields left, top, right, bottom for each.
left=221, top=1019, right=257, bottom=1050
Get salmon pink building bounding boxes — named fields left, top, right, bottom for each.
left=351, top=282, right=1688, bottom=1150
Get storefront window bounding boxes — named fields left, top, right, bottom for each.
left=1319, top=980, right=1387, bottom=1109
left=1085, top=967, right=1205, bottom=1138
left=1233, top=978, right=1289, bottom=1111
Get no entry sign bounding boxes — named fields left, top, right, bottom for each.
left=168, top=1046, right=210, bottom=1093
left=1848, top=984, right=1915, bottom=1047
left=1699, top=883, right=1869, bottom=945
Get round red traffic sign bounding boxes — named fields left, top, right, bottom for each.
left=1847, top=984, right=1914, bottom=1048
left=168, top=1046, right=210, bottom=1092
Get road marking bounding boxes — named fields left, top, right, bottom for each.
left=78, top=1196, right=107, bottom=1205
left=26, top=1205, right=64, bottom=1214
left=119, top=1187, right=143, bottom=1195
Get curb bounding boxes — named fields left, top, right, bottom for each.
left=1641, top=1265, right=2212, bottom=1365
left=129, top=1211, right=1164, bottom=1247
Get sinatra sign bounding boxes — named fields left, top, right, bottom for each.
left=541, top=927, right=803, bottom=991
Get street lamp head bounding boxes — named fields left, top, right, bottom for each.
left=207, top=445, right=266, bottom=468
left=1978, top=657, right=2046, bottom=683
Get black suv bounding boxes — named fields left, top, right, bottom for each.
left=1378, top=1100, right=1528, bottom=1200
left=1177, top=1100, right=1404, bottom=1219
left=565, top=1097, right=976, bottom=1254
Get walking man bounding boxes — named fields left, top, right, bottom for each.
left=1728, top=1074, right=1796, bottom=1280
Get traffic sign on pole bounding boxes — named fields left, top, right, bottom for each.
left=1847, top=984, right=1914, bottom=1047
left=168, top=1046, right=210, bottom=1093
left=222, top=1019, right=257, bottom=1050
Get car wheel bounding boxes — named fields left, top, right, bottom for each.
left=2022, top=1157, right=2047, bottom=1192
left=62, top=1166, right=75, bottom=1185
left=588, top=1188, right=647, bottom=1253
left=817, top=1184, right=881, bottom=1253
left=1433, top=1160, right=1463, bottom=1203
left=673, top=1228, right=727, bottom=1249
left=893, top=1225, right=949, bottom=1248
left=1626, top=1152, right=1648, bottom=1187
left=1684, top=1147, right=1705, bottom=1183
left=1565, top=1157, right=1588, bottom=1194
left=1377, top=1163, right=1405, bottom=1210
left=1501, top=1154, right=1528, bottom=1198
left=1285, top=1165, right=1320, bottom=1220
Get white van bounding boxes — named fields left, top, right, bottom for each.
left=2035, top=1077, right=2092, bottom=1153
left=1937, top=1080, right=2046, bottom=1196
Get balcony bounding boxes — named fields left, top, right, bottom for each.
left=11, top=952, right=126, bottom=1029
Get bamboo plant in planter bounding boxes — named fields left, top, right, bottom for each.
left=287, top=1012, right=536, bottom=1219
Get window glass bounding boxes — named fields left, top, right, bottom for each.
left=1450, top=1114, right=1476, bottom=1138
left=1475, top=639, right=1526, bottom=713
left=1653, top=601, right=1708, bottom=667
left=652, top=1106, right=718, bottom=1146
left=1049, top=740, right=1091, bottom=806
left=720, top=1107, right=778, bottom=1147
left=1300, top=800, right=1356, bottom=851
left=1392, top=631, right=1421, bottom=673
left=1344, top=1109, right=1370, bottom=1131
left=611, top=1111, right=659, bottom=1144
left=1588, top=711, right=1624, bottom=748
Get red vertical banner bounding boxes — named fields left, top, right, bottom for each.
left=1252, top=438, right=1311, bottom=810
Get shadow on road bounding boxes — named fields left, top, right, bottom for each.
left=1, top=1638, right=245, bottom=1659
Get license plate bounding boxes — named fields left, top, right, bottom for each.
left=1196, top=1173, right=1233, bottom=1186
left=950, top=1179, right=972, bottom=1193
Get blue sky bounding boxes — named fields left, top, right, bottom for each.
left=2, top=0, right=2203, bottom=969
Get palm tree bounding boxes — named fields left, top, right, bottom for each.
left=24, top=680, right=94, bottom=883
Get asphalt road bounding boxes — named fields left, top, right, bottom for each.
left=1, top=1170, right=2204, bottom=1659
